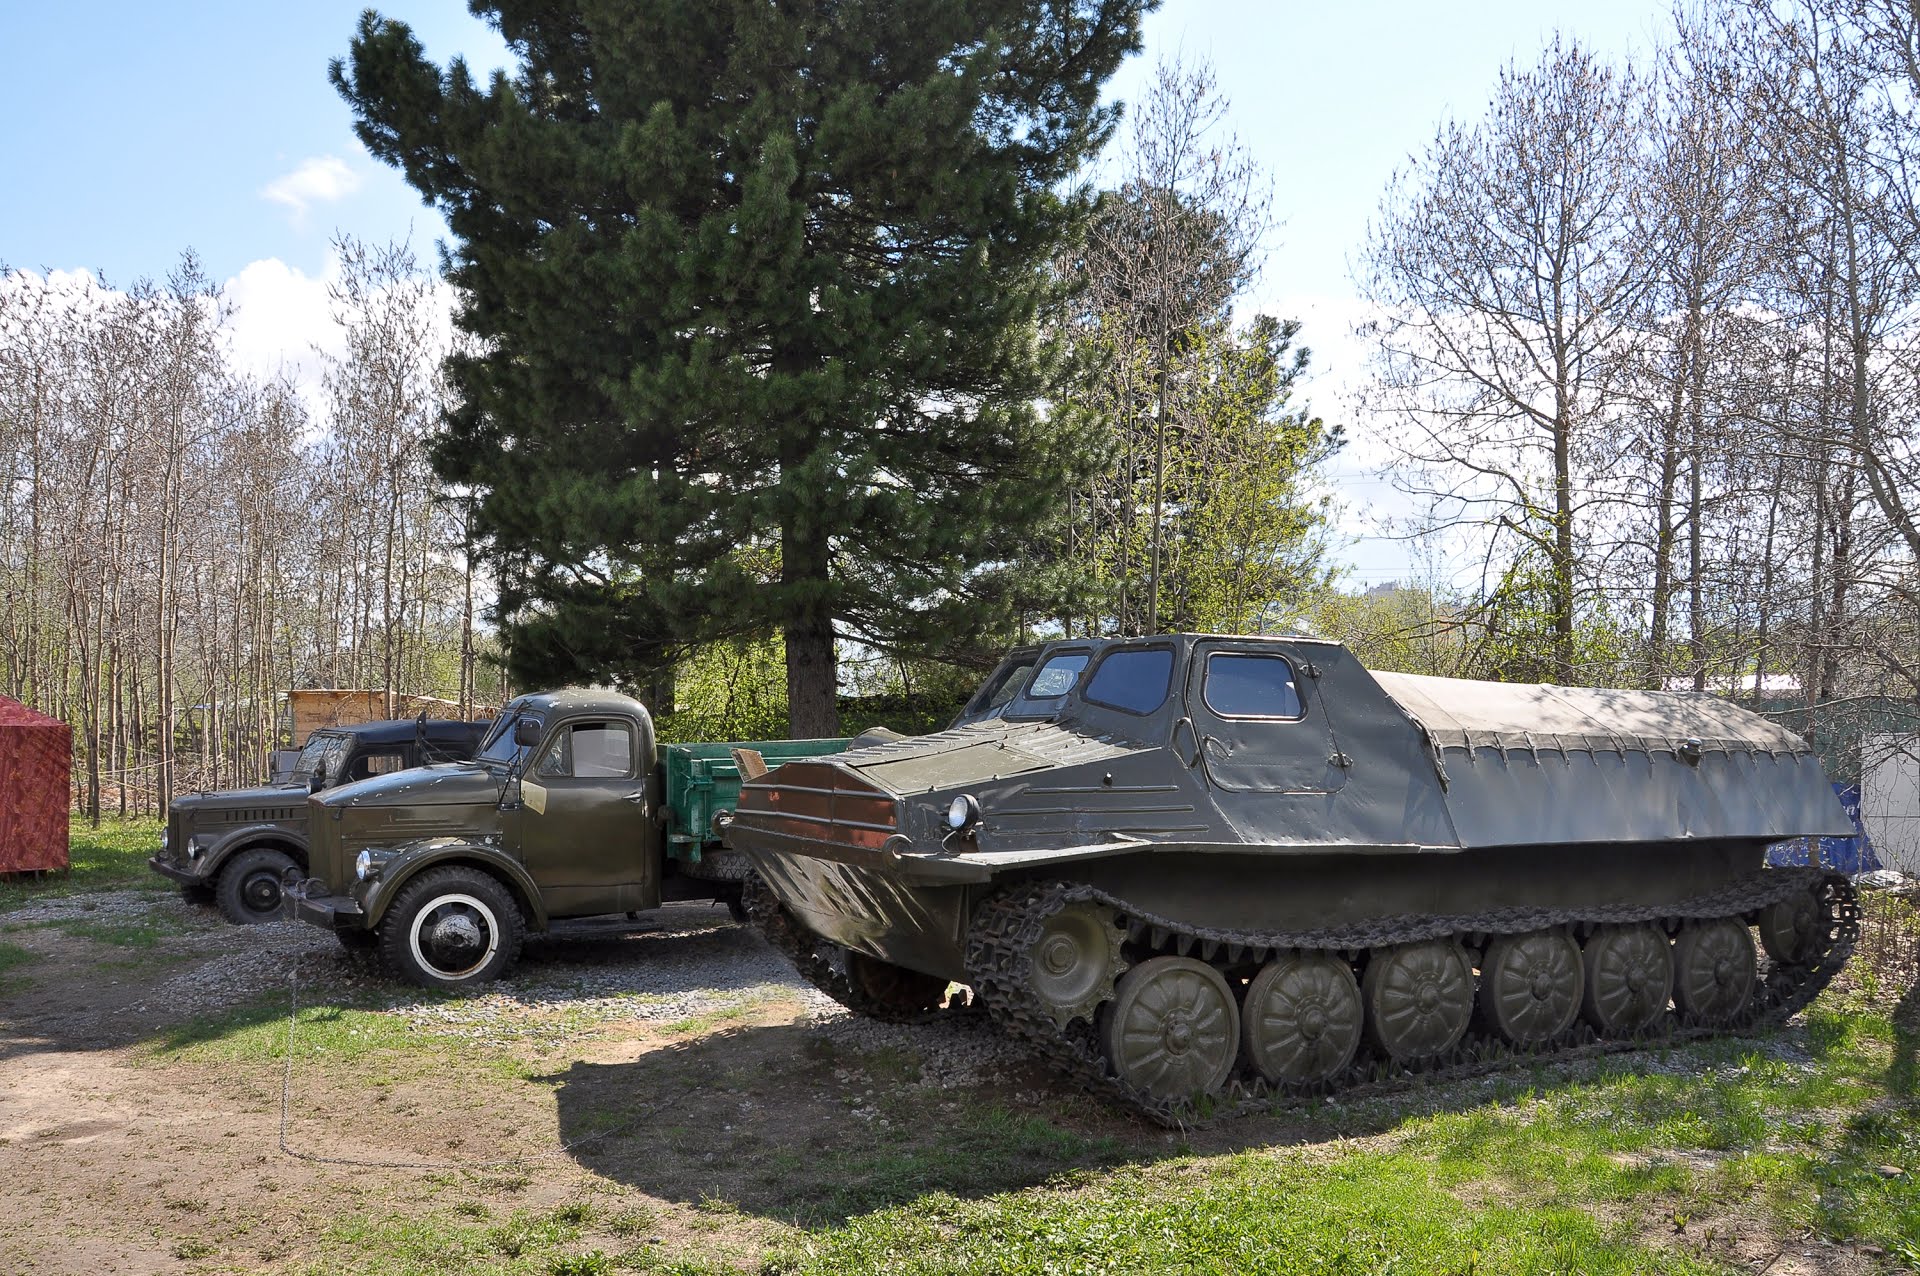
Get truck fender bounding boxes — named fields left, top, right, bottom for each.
left=360, top=838, right=549, bottom=932
left=205, top=826, right=309, bottom=875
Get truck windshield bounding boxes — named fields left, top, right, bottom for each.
left=293, top=733, right=354, bottom=786
left=473, top=708, right=539, bottom=766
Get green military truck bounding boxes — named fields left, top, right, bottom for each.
left=283, top=687, right=853, bottom=987
left=150, top=718, right=487, bottom=924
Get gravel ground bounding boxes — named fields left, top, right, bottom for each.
left=7, top=888, right=1033, bottom=1089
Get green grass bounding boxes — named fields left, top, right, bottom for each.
left=741, top=1000, right=1920, bottom=1275
left=165, top=991, right=1911, bottom=1276
left=0, top=816, right=166, bottom=909
left=0, top=939, right=37, bottom=991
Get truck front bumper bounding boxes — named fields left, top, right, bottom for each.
left=282, top=874, right=367, bottom=931
left=147, top=853, right=205, bottom=887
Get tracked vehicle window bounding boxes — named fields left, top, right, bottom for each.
left=955, top=655, right=1040, bottom=725
left=535, top=721, right=635, bottom=778
left=1020, top=652, right=1091, bottom=701
left=1205, top=653, right=1304, bottom=719
left=1084, top=647, right=1174, bottom=715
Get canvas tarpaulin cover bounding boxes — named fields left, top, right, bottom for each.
left=1372, top=672, right=1812, bottom=758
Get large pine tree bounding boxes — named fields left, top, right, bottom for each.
left=332, top=0, right=1153, bottom=734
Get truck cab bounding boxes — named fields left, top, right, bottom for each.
left=284, top=688, right=854, bottom=987
left=149, top=717, right=486, bottom=923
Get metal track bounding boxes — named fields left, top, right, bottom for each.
left=958, top=867, right=1859, bottom=1126
left=742, top=871, right=951, bottom=1023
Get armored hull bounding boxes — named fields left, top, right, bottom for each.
left=729, top=635, right=1861, bottom=1117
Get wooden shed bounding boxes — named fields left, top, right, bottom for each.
left=0, top=696, right=70, bottom=873
left=286, top=689, right=495, bottom=745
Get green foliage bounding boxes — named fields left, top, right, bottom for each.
left=1303, top=584, right=1465, bottom=676
left=1059, top=307, right=1341, bottom=636
left=1155, top=317, right=1342, bottom=631
left=333, top=0, right=1157, bottom=729
left=1465, top=554, right=1639, bottom=685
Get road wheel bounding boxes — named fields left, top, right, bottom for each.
left=1241, top=952, right=1364, bottom=1085
left=844, top=950, right=949, bottom=1016
left=1672, top=918, right=1756, bottom=1027
left=1102, top=956, right=1241, bottom=1101
left=1758, top=889, right=1822, bottom=965
left=1362, top=940, right=1474, bottom=1062
left=1478, top=929, right=1584, bottom=1045
left=215, top=848, right=296, bottom=925
left=378, top=867, right=524, bottom=989
left=1580, top=924, right=1673, bottom=1036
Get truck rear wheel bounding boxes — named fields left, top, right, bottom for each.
left=216, top=848, right=296, bottom=925
left=379, top=867, right=524, bottom=989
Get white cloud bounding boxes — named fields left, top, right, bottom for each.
left=260, top=156, right=362, bottom=222
left=222, top=256, right=342, bottom=398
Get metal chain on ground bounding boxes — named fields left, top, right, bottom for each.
left=960, top=868, right=1859, bottom=1128
left=275, top=963, right=708, bottom=1170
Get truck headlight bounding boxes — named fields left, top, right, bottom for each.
left=354, top=849, right=392, bottom=882
left=946, top=793, right=981, bottom=832
left=184, top=837, right=204, bottom=860
left=160, top=827, right=170, bottom=853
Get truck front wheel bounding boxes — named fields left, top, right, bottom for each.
left=216, top=848, right=297, bottom=925
left=378, top=867, right=525, bottom=989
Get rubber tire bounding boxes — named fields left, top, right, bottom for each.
left=335, top=928, right=380, bottom=952
left=215, top=848, right=297, bottom=925
left=377, top=866, right=525, bottom=990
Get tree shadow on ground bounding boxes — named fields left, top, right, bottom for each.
left=1891, top=972, right=1919, bottom=1098
left=541, top=1007, right=1695, bottom=1227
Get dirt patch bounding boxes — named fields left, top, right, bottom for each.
left=0, top=891, right=1090, bottom=1271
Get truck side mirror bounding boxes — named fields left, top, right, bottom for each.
left=308, top=767, right=325, bottom=794
left=514, top=718, right=542, bottom=748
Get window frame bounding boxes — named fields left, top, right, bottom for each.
left=1005, top=646, right=1096, bottom=718
left=1201, top=651, right=1308, bottom=722
left=534, top=718, right=638, bottom=781
left=1081, top=643, right=1177, bottom=717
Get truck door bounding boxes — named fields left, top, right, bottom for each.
left=1186, top=641, right=1348, bottom=797
left=514, top=717, right=651, bottom=916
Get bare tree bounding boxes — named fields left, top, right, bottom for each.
left=1358, top=37, right=1654, bottom=681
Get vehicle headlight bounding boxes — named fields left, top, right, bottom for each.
left=184, top=837, right=204, bottom=860
left=946, top=793, right=981, bottom=832
left=160, top=827, right=170, bottom=853
left=354, top=849, right=389, bottom=882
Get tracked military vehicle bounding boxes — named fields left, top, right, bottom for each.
left=728, top=634, right=1861, bottom=1118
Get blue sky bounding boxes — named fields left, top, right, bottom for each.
left=0, top=0, right=1674, bottom=583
